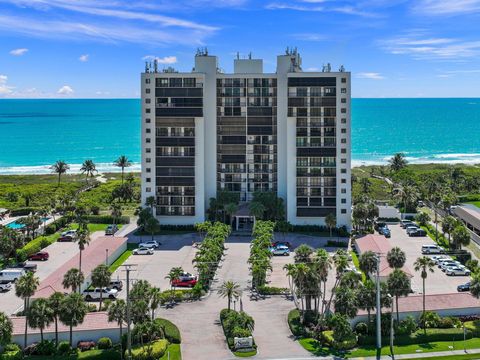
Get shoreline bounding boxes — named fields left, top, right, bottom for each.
left=1, top=158, right=480, bottom=175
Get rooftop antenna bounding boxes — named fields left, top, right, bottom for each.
left=326, top=63, right=331, bottom=72
left=339, top=65, right=345, bottom=72
left=248, top=52, right=252, bottom=60
left=153, top=59, right=158, bottom=73
left=145, top=61, right=149, bottom=73
left=236, top=51, right=240, bottom=60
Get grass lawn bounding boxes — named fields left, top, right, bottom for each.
left=350, top=251, right=366, bottom=282
left=400, top=352, right=480, bottom=360
left=159, top=343, right=182, bottom=360
left=465, top=201, right=480, bottom=208
left=233, top=349, right=257, bottom=357
left=24, top=348, right=120, bottom=360
left=108, top=243, right=137, bottom=273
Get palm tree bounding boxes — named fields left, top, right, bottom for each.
left=62, top=268, right=85, bottom=293
left=91, top=264, right=112, bottom=311
left=393, top=184, right=419, bottom=213
left=50, top=160, right=70, bottom=185
left=325, top=213, right=336, bottom=238
left=451, top=225, right=470, bottom=250
left=218, top=281, right=242, bottom=311
left=313, top=249, right=331, bottom=315
left=294, top=244, right=313, bottom=263
left=145, top=217, right=160, bottom=241
left=114, top=155, right=132, bottom=183
left=149, top=287, right=162, bottom=320
left=359, top=250, right=378, bottom=276
left=249, top=201, right=265, bottom=220
left=27, top=298, right=54, bottom=342
left=0, top=311, right=13, bottom=346
left=48, top=292, right=65, bottom=346
left=442, top=215, right=457, bottom=245
left=165, top=267, right=183, bottom=303
left=334, top=285, right=358, bottom=318
left=387, top=269, right=411, bottom=323
left=15, top=271, right=39, bottom=349
left=76, top=228, right=91, bottom=275
left=470, top=273, right=480, bottom=299
left=357, top=280, right=376, bottom=326
left=387, top=247, right=406, bottom=269
left=293, top=263, right=310, bottom=322
left=110, top=202, right=122, bottom=226
left=389, top=153, right=407, bottom=172
left=224, top=203, right=238, bottom=227
left=145, top=196, right=156, bottom=214
left=414, top=256, right=435, bottom=335
left=59, top=293, right=88, bottom=346
left=108, top=299, right=126, bottom=355
left=80, top=159, right=97, bottom=183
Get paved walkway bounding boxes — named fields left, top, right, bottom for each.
left=158, top=235, right=311, bottom=360
left=350, top=348, right=480, bottom=360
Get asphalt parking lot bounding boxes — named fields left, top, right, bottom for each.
left=388, top=224, right=470, bottom=294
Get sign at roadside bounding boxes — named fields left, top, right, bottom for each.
left=234, top=336, right=253, bottom=350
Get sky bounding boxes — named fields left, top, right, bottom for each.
left=1, top=0, right=480, bottom=98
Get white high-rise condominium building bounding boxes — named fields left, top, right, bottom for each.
left=141, top=49, right=351, bottom=230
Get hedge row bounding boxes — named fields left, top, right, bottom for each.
left=9, top=207, right=43, bottom=216
left=284, top=224, right=350, bottom=237
left=160, top=224, right=195, bottom=231
left=44, top=216, right=73, bottom=235
left=128, top=340, right=168, bottom=360
left=257, top=285, right=289, bottom=295
left=82, top=215, right=130, bottom=224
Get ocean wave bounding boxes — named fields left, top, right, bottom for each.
left=433, top=153, right=480, bottom=159
left=0, top=162, right=141, bottom=175
left=356, top=153, right=480, bottom=167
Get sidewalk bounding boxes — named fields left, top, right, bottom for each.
left=350, top=348, right=480, bottom=360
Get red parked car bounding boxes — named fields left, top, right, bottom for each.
left=172, top=273, right=198, bottom=288
left=28, top=251, right=49, bottom=261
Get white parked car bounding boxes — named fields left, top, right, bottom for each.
left=138, top=240, right=159, bottom=249
left=0, top=269, right=25, bottom=283
left=445, top=266, right=471, bottom=276
left=439, top=260, right=462, bottom=271
left=0, top=282, right=12, bottom=292
left=431, top=255, right=450, bottom=264
left=61, top=229, right=77, bottom=237
left=133, top=247, right=154, bottom=255
left=421, top=245, right=445, bottom=254
left=83, top=287, right=118, bottom=301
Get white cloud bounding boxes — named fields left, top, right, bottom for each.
left=142, top=55, right=177, bottom=64
left=356, top=72, right=385, bottom=80
left=79, top=54, right=89, bottom=62
left=9, top=48, right=28, bottom=56
left=292, top=33, right=326, bottom=42
left=414, top=0, right=480, bottom=15
left=381, top=33, right=480, bottom=60
left=57, top=85, right=74, bottom=95
left=265, top=1, right=381, bottom=17
left=0, top=75, right=14, bottom=95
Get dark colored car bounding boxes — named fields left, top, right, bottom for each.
left=8, top=262, right=37, bottom=272
left=58, top=235, right=75, bottom=242
left=457, top=282, right=471, bottom=292
left=28, top=251, right=49, bottom=261
left=408, top=229, right=427, bottom=237
left=105, top=224, right=118, bottom=236
left=375, top=222, right=387, bottom=231
left=380, top=227, right=391, bottom=238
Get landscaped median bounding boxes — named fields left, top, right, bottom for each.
left=220, top=309, right=257, bottom=357
left=287, top=308, right=480, bottom=358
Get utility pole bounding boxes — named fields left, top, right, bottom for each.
left=122, top=264, right=137, bottom=360
left=376, top=254, right=382, bottom=356
left=389, top=294, right=395, bottom=360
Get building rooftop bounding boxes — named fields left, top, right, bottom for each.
left=354, top=234, right=413, bottom=277
left=357, top=292, right=480, bottom=316
left=11, top=311, right=122, bottom=335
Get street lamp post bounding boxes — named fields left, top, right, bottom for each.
left=105, top=248, right=109, bottom=266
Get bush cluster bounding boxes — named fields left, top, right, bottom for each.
left=44, top=216, right=73, bottom=234
left=9, top=207, right=43, bottom=216
left=326, top=240, right=348, bottom=248
left=154, top=318, right=181, bottom=344
left=193, top=221, right=231, bottom=288
left=280, top=223, right=350, bottom=237
left=158, top=224, right=195, bottom=231
left=220, top=309, right=255, bottom=351
left=256, top=285, right=288, bottom=295
left=97, top=337, right=113, bottom=349
left=0, top=344, right=22, bottom=360
left=249, top=220, right=275, bottom=289
left=128, top=339, right=168, bottom=360
left=82, top=215, right=130, bottom=224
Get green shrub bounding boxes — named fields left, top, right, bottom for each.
left=320, top=330, right=334, bottom=346
left=326, top=240, right=348, bottom=248
left=154, top=318, right=181, bottom=344
left=0, top=349, right=22, bottom=360
left=83, top=215, right=130, bottom=224
left=334, top=336, right=357, bottom=350
left=3, top=344, right=20, bottom=352
left=15, top=248, right=27, bottom=262
left=420, top=311, right=441, bottom=328
left=287, top=309, right=305, bottom=337
left=10, top=207, right=42, bottom=216
left=232, top=326, right=251, bottom=338
left=128, top=339, right=168, bottom=360
left=397, top=316, right=417, bottom=335
left=354, top=322, right=368, bottom=335
left=465, top=320, right=480, bottom=336
left=57, top=341, right=72, bottom=355
left=35, top=340, right=56, bottom=355
left=98, top=337, right=113, bottom=349
left=257, top=285, right=288, bottom=295
left=438, top=316, right=462, bottom=329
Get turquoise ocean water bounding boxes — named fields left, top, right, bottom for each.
left=0, top=98, right=479, bottom=174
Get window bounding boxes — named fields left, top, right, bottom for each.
left=146, top=167, right=151, bottom=173
left=341, top=199, right=346, bottom=204
left=341, top=78, right=347, bottom=83
left=341, top=108, right=346, bottom=114
left=341, top=128, right=346, bottom=134
left=341, top=98, right=346, bottom=103
left=341, top=148, right=347, bottom=154
left=146, top=138, right=151, bottom=143
left=184, top=78, right=196, bottom=87
left=156, top=78, right=169, bottom=87
left=341, top=88, right=347, bottom=94
left=146, top=129, right=151, bottom=134
left=146, top=177, right=151, bottom=183
left=146, top=148, right=151, bottom=153
left=145, top=78, right=150, bottom=84
left=169, top=78, right=183, bottom=87
left=341, top=209, right=347, bottom=214
left=146, top=187, right=151, bottom=192
left=146, top=108, right=151, bottom=114
left=341, top=138, right=347, bottom=144
left=146, top=98, right=151, bottom=104
left=341, top=188, right=346, bottom=194
left=341, top=169, right=347, bottom=174
left=341, top=118, right=347, bottom=124
left=341, top=158, right=346, bottom=164
left=146, top=118, right=151, bottom=123
left=146, top=88, right=150, bottom=94
left=341, top=178, right=346, bottom=184
left=146, top=158, right=151, bottom=163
